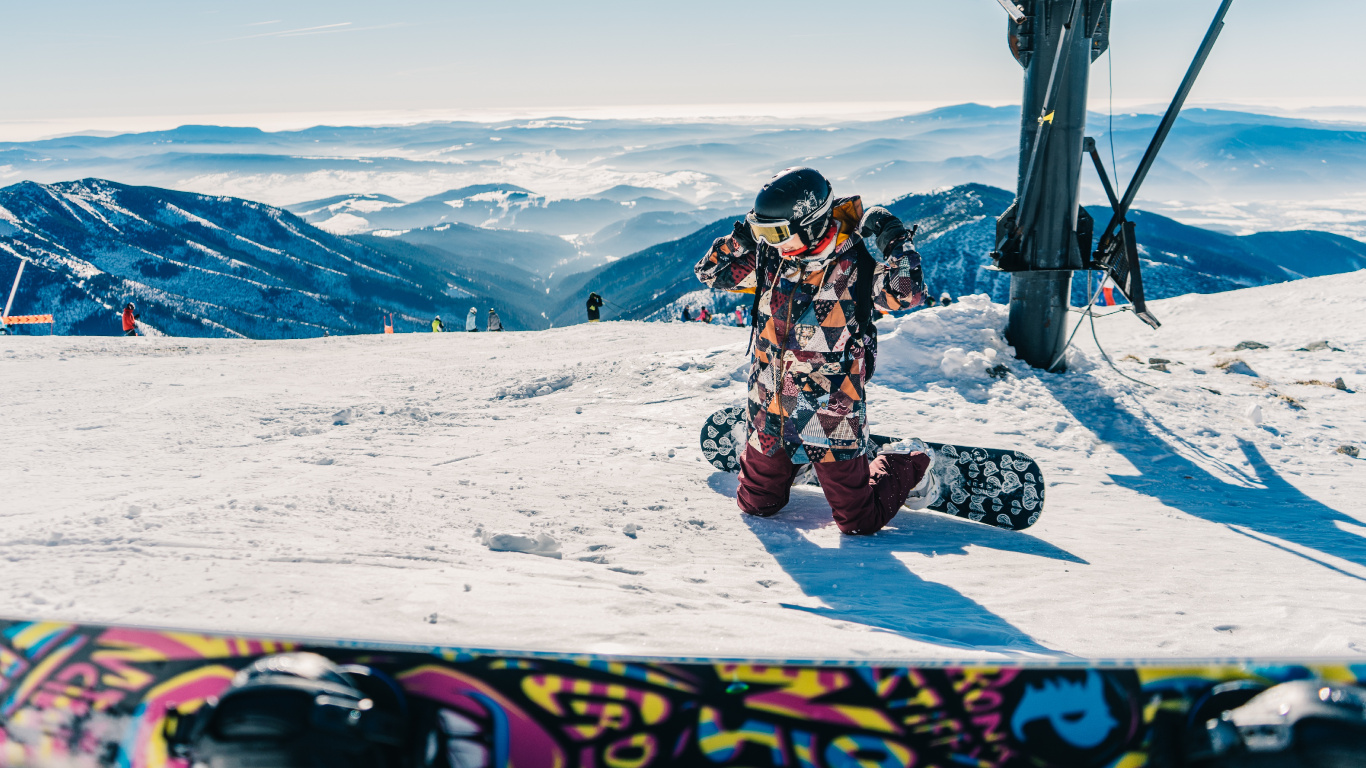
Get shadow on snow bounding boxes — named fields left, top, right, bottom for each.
left=1044, top=373, right=1366, bottom=582
left=707, top=471, right=1081, bottom=656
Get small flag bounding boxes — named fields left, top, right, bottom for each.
left=1100, top=276, right=1117, bottom=307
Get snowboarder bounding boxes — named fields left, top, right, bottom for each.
left=431, top=315, right=445, bottom=333
left=121, top=302, right=139, bottom=336
left=940, top=292, right=953, bottom=306
left=681, top=306, right=691, bottom=323
left=699, top=307, right=711, bottom=324
left=465, top=307, right=479, bottom=332
left=735, top=306, right=745, bottom=326
left=586, top=293, right=604, bottom=323
left=488, top=308, right=503, bottom=331
left=695, top=166, right=930, bottom=536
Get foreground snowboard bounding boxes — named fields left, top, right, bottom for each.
left=701, top=406, right=1045, bottom=530
left=2, top=618, right=1362, bottom=768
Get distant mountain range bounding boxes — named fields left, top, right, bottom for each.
left=3, top=179, right=1363, bottom=339
left=3, top=105, right=1363, bottom=240
left=287, top=184, right=695, bottom=237
left=283, top=184, right=739, bottom=267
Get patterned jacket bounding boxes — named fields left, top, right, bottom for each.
left=695, top=196, right=926, bottom=464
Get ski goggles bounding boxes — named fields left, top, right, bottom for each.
left=746, top=195, right=833, bottom=245
left=746, top=212, right=797, bottom=245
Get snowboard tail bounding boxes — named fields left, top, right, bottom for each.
left=702, top=406, right=1045, bottom=530
left=2, top=618, right=1363, bottom=768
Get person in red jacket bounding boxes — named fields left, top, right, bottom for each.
left=121, top=302, right=140, bottom=336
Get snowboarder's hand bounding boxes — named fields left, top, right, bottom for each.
left=731, top=219, right=758, bottom=253
left=860, top=207, right=910, bottom=257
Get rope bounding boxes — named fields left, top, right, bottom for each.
left=1109, top=48, right=1120, bottom=183
left=1046, top=270, right=1156, bottom=389
left=1047, top=276, right=1107, bottom=372
left=1088, top=302, right=1156, bottom=389
left=1068, top=306, right=1132, bottom=318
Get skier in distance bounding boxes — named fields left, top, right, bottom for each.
left=465, top=307, right=479, bottom=332
left=695, top=166, right=931, bottom=535
left=488, top=308, right=503, bottom=331
left=586, top=292, right=604, bottom=323
left=121, top=302, right=140, bottom=336
left=431, top=315, right=444, bottom=333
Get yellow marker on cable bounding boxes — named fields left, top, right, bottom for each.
left=1038, top=110, right=1055, bottom=125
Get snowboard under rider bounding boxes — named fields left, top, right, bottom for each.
left=695, top=167, right=932, bottom=535
left=488, top=308, right=503, bottom=331
left=121, top=302, right=140, bottom=336
left=465, top=307, right=479, bottom=332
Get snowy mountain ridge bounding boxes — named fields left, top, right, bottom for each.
left=4, top=178, right=1366, bottom=338
left=0, top=178, right=531, bottom=336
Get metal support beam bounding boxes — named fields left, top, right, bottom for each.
left=1002, top=0, right=1101, bottom=371
left=1098, top=0, right=1232, bottom=245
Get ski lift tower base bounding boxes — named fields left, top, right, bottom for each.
left=1007, top=270, right=1073, bottom=371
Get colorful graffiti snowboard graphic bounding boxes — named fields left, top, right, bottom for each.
left=1, top=619, right=1363, bottom=767
left=700, top=406, right=1046, bottom=530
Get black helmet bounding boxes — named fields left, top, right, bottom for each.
left=748, top=167, right=833, bottom=247
left=166, top=652, right=407, bottom=768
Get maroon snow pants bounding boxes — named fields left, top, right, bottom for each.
left=736, top=445, right=930, bottom=535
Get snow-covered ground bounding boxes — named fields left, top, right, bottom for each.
left=2, top=272, right=1364, bottom=661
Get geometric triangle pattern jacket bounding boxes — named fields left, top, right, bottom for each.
left=695, top=195, right=926, bottom=463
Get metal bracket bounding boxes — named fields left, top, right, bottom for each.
left=996, top=0, right=1028, bottom=23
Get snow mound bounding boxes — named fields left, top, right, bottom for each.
left=496, top=373, right=574, bottom=400
left=874, top=295, right=1016, bottom=393
left=481, top=531, right=562, bottom=559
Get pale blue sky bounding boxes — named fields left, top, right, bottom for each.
left=3, top=0, right=1362, bottom=130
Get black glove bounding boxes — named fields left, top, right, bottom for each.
left=731, top=219, right=758, bottom=253
left=860, top=207, right=910, bottom=257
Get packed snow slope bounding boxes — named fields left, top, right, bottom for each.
left=1, top=272, right=1363, bottom=660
